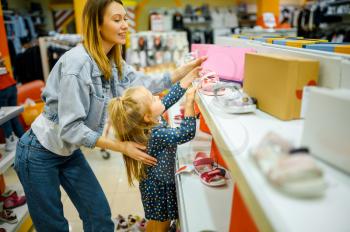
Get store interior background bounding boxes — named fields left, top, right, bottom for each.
left=0, top=0, right=350, bottom=231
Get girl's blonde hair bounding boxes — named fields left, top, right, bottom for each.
left=82, top=0, right=123, bottom=80
left=108, top=87, right=158, bottom=185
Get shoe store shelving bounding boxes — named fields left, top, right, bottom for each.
left=2, top=204, right=30, bottom=232
left=195, top=91, right=350, bottom=232
left=0, top=107, right=31, bottom=231
left=0, top=151, right=15, bottom=174
left=168, top=100, right=233, bottom=232
left=0, top=106, right=24, bottom=126
left=0, top=106, right=23, bottom=174
left=1, top=184, right=31, bottom=232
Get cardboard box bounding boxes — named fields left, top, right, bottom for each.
left=273, top=39, right=288, bottom=45
left=301, top=88, right=350, bottom=174
left=256, top=43, right=343, bottom=89
left=305, top=44, right=350, bottom=55
left=286, top=40, right=318, bottom=48
left=305, top=44, right=336, bottom=52
left=266, top=38, right=286, bottom=43
left=335, top=45, right=350, bottom=55
left=243, top=53, right=319, bottom=120
left=341, top=59, right=350, bottom=89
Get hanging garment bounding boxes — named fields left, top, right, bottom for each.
left=24, top=16, right=37, bottom=39
left=163, top=11, right=172, bottom=31
left=211, top=8, right=224, bottom=28
left=224, top=9, right=238, bottom=28
left=15, top=46, right=43, bottom=83
left=172, top=12, right=184, bottom=30
left=292, top=9, right=300, bottom=28
left=15, top=15, right=28, bottom=38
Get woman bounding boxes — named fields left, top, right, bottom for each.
left=14, top=0, right=205, bottom=231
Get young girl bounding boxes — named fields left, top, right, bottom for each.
left=108, top=69, right=199, bottom=232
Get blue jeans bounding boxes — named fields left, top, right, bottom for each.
left=0, top=84, right=24, bottom=138
left=14, top=129, right=114, bottom=232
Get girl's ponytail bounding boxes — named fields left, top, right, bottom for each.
left=108, top=88, right=157, bottom=186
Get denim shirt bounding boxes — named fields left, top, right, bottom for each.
left=145, top=83, right=196, bottom=184
left=31, top=44, right=172, bottom=156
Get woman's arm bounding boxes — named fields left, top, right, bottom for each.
left=121, top=57, right=206, bottom=94
left=95, top=137, right=157, bottom=166
left=57, top=74, right=157, bottom=165
left=58, top=74, right=100, bottom=148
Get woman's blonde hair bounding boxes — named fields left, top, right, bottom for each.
left=82, top=0, right=123, bottom=80
left=108, top=87, right=158, bottom=185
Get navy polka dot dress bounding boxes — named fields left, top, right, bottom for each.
left=139, top=83, right=196, bottom=222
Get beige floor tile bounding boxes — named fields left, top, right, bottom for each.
left=115, top=177, right=140, bottom=194
left=68, top=220, right=83, bottom=232
left=63, top=197, right=80, bottom=221
left=111, top=192, right=144, bottom=218
left=3, top=167, right=19, bottom=185
left=96, top=175, right=119, bottom=194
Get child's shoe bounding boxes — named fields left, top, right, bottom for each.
left=5, top=134, right=18, bottom=153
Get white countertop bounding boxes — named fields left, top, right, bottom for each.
left=196, top=92, right=350, bottom=232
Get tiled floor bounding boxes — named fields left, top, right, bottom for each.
left=4, top=147, right=145, bottom=231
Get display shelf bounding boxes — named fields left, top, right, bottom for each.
left=175, top=138, right=234, bottom=232
left=167, top=100, right=233, bottom=232
left=1, top=185, right=30, bottom=232
left=328, top=0, right=350, bottom=6
left=0, top=106, right=23, bottom=174
left=195, top=92, right=350, bottom=232
left=0, top=106, right=24, bottom=126
left=239, top=28, right=297, bottom=37
left=0, top=150, right=15, bottom=174
left=2, top=204, right=29, bottom=232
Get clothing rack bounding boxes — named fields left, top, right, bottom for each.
left=38, top=35, right=82, bottom=81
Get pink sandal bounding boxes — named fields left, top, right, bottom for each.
left=0, top=191, right=26, bottom=210
left=198, top=70, right=226, bottom=96
left=193, top=152, right=215, bottom=175
left=200, top=168, right=227, bottom=187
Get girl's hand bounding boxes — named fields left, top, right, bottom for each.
left=185, top=86, right=197, bottom=103
left=121, top=141, right=157, bottom=166
left=171, top=56, right=207, bottom=83
left=180, top=66, right=202, bottom=88
left=184, top=87, right=197, bottom=117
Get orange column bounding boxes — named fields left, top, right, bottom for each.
left=73, top=0, right=87, bottom=35
left=0, top=1, right=13, bottom=77
left=230, top=185, right=259, bottom=232
left=256, top=0, right=280, bottom=28
left=0, top=2, right=11, bottom=194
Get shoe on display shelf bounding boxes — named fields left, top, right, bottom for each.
left=212, top=83, right=257, bottom=114
left=5, top=134, right=18, bottom=153
left=176, top=152, right=230, bottom=187
left=197, top=70, right=226, bottom=96
left=251, top=132, right=327, bottom=198
left=0, top=202, right=17, bottom=224
left=0, top=190, right=27, bottom=210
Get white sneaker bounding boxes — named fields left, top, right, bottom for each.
left=5, top=134, right=18, bottom=152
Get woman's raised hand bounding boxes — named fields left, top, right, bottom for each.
left=171, top=56, right=207, bottom=83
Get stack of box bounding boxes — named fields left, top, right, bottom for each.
left=243, top=53, right=319, bottom=120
